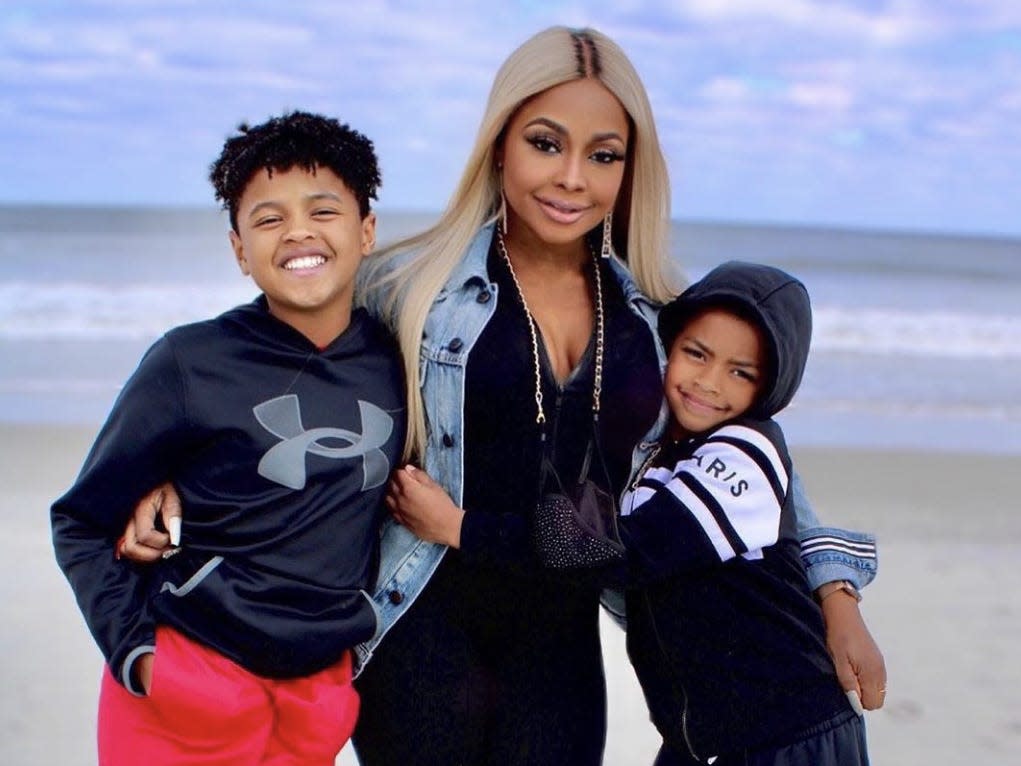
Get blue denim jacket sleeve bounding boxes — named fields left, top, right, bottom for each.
left=791, top=471, right=877, bottom=590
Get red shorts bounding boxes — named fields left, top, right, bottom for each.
left=98, top=625, right=358, bottom=766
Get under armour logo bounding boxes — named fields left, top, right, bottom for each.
left=253, top=395, right=394, bottom=491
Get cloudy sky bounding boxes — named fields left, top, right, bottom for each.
left=2, top=0, right=1019, bottom=237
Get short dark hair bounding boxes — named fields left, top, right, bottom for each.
left=209, top=111, right=381, bottom=230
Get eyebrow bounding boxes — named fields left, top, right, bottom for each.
left=245, top=191, right=345, bottom=220
left=524, top=116, right=626, bottom=145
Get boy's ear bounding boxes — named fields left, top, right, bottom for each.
left=229, top=230, right=251, bottom=275
left=360, top=212, right=377, bottom=257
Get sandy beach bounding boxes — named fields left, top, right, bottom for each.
left=4, top=423, right=1019, bottom=765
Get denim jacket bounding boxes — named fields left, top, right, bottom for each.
left=353, top=224, right=877, bottom=673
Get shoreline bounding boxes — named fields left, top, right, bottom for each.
left=4, top=423, right=1018, bottom=764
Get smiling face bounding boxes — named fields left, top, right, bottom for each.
left=498, top=77, right=629, bottom=253
left=664, top=308, right=766, bottom=438
left=229, top=165, right=375, bottom=344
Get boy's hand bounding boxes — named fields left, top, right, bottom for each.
left=387, top=466, right=465, bottom=548
left=135, top=652, right=155, bottom=695
left=118, top=483, right=182, bottom=562
left=820, top=591, right=887, bottom=711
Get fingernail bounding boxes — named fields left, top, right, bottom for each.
left=846, top=689, right=864, bottom=716
left=167, top=516, right=182, bottom=546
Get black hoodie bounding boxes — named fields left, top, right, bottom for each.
left=52, top=298, right=406, bottom=693
left=620, top=262, right=851, bottom=760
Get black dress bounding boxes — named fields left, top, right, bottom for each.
left=353, top=246, right=662, bottom=765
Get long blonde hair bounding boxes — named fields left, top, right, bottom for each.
left=363, top=26, right=674, bottom=459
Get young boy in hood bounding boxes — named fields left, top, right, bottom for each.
left=51, top=112, right=406, bottom=766
left=614, top=262, right=870, bottom=765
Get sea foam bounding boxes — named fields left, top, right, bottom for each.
left=3, top=282, right=1019, bottom=359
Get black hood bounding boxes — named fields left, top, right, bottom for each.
left=658, top=261, right=812, bottom=419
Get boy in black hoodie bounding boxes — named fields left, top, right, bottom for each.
left=51, top=112, right=405, bottom=766
left=611, top=262, right=869, bottom=764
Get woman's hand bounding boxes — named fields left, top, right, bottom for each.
left=819, top=588, right=887, bottom=711
left=387, top=465, right=465, bottom=548
left=118, top=483, right=182, bottom=563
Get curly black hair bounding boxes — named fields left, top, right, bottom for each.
left=209, top=111, right=381, bottom=231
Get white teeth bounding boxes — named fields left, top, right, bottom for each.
left=283, top=255, right=326, bottom=270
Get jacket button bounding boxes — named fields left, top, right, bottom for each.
left=448, top=337, right=463, bottom=352
left=476, top=290, right=492, bottom=304
left=442, top=433, right=455, bottom=448
left=388, top=590, right=404, bottom=605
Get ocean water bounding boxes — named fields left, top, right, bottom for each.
left=2, top=205, right=1019, bottom=454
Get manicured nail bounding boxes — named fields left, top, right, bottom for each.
left=846, top=689, right=864, bottom=715
left=167, top=516, right=182, bottom=546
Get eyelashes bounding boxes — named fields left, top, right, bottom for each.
left=524, top=133, right=625, bottom=164
left=593, top=149, right=626, bottom=164
left=526, top=133, right=561, bottom=154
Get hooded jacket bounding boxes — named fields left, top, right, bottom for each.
left=52, top=298, right=406, bottom=694
left=620, top=262, right=851, bottom=760
left=656, top=259, right=812, bottom=420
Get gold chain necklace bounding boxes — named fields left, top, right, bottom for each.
left=495, top=230, right=605, bottom=428
left=630, top=443, right=663, bottom=491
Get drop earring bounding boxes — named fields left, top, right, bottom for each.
left=600, top=212, right=613, bottom=259
left=496, top=161, right=508, bottom=236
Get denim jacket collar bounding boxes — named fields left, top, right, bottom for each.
left=442, top=223, right=495, bottom=297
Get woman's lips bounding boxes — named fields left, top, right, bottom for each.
left=536, top=196, right=590, bottom=225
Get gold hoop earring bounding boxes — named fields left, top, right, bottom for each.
left=600, top=212, right=613, bottom=259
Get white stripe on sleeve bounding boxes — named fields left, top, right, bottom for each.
left=712, top=424, right=790, bottom=495
left=673, top=438, right=785, bottom=558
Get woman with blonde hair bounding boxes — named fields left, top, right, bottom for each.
left=121, top=25, right=884, bottom=765
left=365, top=25, right=674, bottom=461
left=352, top=26, right=882, bottom=764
